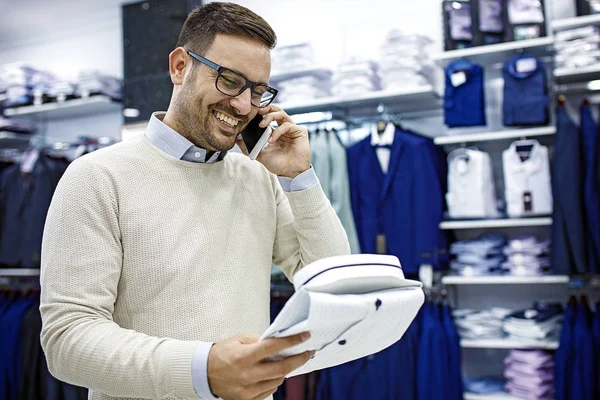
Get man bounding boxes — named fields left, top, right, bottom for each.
left=39, top=3, right=350, bottom=400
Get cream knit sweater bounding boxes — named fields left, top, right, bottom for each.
left=40, top=134, right=350, bottom=400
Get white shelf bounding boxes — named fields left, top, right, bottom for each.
left=270, top=67, right=332, bottom=83
left=554, top=64, right=600, bottom=83
left=461, top=338, right=559, bottom=350
left=0, top=268, right=40, bottom=277
left=434, top=126, right=556, bottom=145
left=442, top=275, right=570, bottom=285
left=3, top=95, right=122, bottom=120
left=440, top=217, right=552, bottom=230
left=433, top=38, right=554, bottom=66
left=278, top=85, right=441, bottom=117
left=552, top=14, right=600, bottom=31
left=465, top=392, right=522, bottom=400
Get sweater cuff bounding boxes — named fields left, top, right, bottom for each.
left=166, top=340, right=200, bottom=399
left=192, top=341, right=218, bottom=399
left=285, top=180, right=330, bottom=213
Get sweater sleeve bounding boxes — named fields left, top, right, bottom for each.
left=40, top=158, right=198, bottom=399
left=270, top=174, right=351, bottom=281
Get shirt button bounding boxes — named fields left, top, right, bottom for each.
left=194, top=152, right=201, bottom=158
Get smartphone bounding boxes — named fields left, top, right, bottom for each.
left=241, top=114, right=273, bottom=160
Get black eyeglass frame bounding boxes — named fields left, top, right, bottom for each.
left=186, top=50, right=278, bottom=108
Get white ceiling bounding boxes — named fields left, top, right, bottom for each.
left=0, top=0, right=138, bottom=51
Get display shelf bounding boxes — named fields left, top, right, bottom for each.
left=554, top=64, right=600, bottom=83
left=277, top=85, right=441, bottom=117
left=432, top=38, right=554, bottom=66
left=442, top=275, right=570, bottom=285
left=465, top=392, right=522, bottom=400
left=270, top=67, right=332, bottom=83
left=3, top=95, right=122, bottom=120
left=440, top=217, right=552, bottom=230
left=434, top=126, right=555, bottom=145
left=461, top=338, right=559, bottom=350
left=551, top=14, right=600, bottom=31
left=0, top=268, right=41, bottom=277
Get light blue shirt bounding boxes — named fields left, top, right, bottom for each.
left=145, top=112, right=318, bottom=399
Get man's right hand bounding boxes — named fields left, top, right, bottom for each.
left=207, top=332, right=314, bottom=400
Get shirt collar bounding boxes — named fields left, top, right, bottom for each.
left=370, top=122, right=395, bottom=146
left=506, top=140, right=542, bottom=173
left=145, top=112, right=226, bottom=163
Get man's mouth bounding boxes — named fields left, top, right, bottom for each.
left=213, top=110, right=241, bottom=128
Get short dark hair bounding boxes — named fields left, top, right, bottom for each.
left=176, top=2, right=277, bottom=55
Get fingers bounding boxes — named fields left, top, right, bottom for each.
left=248, top=377, right=284, bottom=400
left=259, top=110, right=293, bottom=128
left=268, top=122, right=307, bottom=145
left=248, top=332, right=311, bottom=361
left=254, top=350, right=315, bottom=381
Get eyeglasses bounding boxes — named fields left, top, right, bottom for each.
left=186, top=50, right=278, bottom=108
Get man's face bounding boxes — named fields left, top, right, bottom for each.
left=176, top=33, right=271, bottom=152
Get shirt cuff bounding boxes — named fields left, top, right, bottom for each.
left=278, top=167, right=319, bottom=192
left=191, top=341, right=218, bottom=399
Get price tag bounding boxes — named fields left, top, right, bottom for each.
left=451, top=71, right=467, bottom=87
left=516, top=58, right=537, bottom=73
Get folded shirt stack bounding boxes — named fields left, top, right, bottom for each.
left=331, top=58, right=381, bottom=97
left=0, top=63, right=48, bottom=108
left=503, top=302, right=563, bottom=341
left=76, top=70, right=122, bottom=101
left=453, top=308, right=513, bottom=339
left=502, top=236, right=552, bottom=276
left=554, top=25, right=600, bottom=70
left=275, top=74, right=332, bottom=104
left=377, top=30, right=432, bottom=91
left=449, top=234, right=507, bottom=276
left=504, top=349, right=555, bottom=400
left=0, top=117, right=36, bottom=134
left=271, top=43, right=316, bottom=76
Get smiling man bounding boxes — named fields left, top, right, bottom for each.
left=39, top=3, right=350, bottom=400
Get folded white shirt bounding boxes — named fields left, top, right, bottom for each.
left=261, top=254, right=423, bottom=377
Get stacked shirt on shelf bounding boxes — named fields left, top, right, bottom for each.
left=444, top=60, right=486, bottom=127
left=446, top=148, right=498, bottom=219
left=554, top=26, right=600, bottom=71
left=449, top=234, right=506, bottom=276
left=378, top=30, right=433, bottom=91
left=502, top=236, right=552, bottom=276
left=453, top=307, right=512, bottom=339
left=0, top=64, right=48, bottom=108
left=454, top=302, right=563, bottom=341
left=275, top=75, right=331, bottom=104
left=449, top=235, right=552, bottom=276
left=271, top=43, right=315, bottom=75
left=503, top=302, right=564, bottom=341
left=332, top=58, right=381, bottom=97
left=76, top=71, right=122, bottom=101
left=504, top=349, right=556, bottom=400
left=503, top=139, right=553, bottom=217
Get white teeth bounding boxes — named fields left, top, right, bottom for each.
left=215, top=112, right=239, bottom=127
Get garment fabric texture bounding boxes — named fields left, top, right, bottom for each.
left=40, top=133, right=350, bottom=400
left=552, top=107, right=588, bottom=274
left=502, top=55, right=549, bottom=126
left=444, top=60, right=486, bottom=127
left=347, top=125, right=445, bottom=273
left=310, top=130, right=361, bottom=253
left=0, top=154, right=68, bottom=267
left=502, top=140, right=553, bottom=217
left=261, top=254, right=423, bottom=376
left=580, top=104, right=600, bottom=274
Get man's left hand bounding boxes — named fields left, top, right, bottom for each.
left=236, top=105, right=311, bottom=178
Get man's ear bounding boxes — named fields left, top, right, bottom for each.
left=169, top=47, right=189, bottom=85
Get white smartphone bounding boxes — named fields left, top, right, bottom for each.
left=241, top=115, right=273, bottom=160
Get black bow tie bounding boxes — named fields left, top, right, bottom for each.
left=373, top=144, right=392, bottom=149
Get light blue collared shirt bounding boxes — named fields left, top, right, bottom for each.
left=144, top=112, right=318, bottom=399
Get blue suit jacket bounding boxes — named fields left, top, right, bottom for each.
left=555, top=302, right=575, bottom=400
left=0, top=155, right=68, bottom=268
left=572, top=302, right=597, bottom=400
left=347, top=128, right=444, bottom=273
left=581, top=105, right=600, bottom=274
left=552, top=108, right=587, bottom=274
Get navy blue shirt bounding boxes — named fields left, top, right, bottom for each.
left=503, top=55, right=549, bottom=126
left=444, top=60, right=486, bottom=127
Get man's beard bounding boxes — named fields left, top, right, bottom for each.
left=177, top=95, right=247, bottom=152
